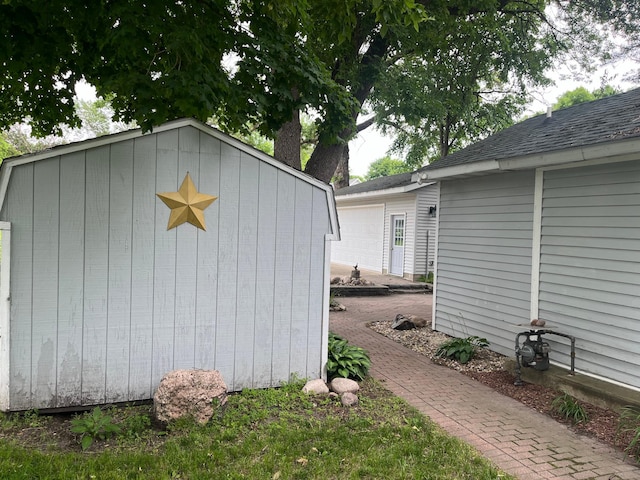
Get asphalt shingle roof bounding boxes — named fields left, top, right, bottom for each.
left=419, top=87, right=640, bottom=172
left=334, top=171, right=414, bottom=196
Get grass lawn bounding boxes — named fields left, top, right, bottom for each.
left=0, top=379, right=513, bottom=479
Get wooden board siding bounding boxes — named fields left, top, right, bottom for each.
left=0, top=125, right=334, bottom=410
left=414, top=184, right=439, bottom=277
left=539, top=160, right=640, bottom=389
left=435, top=172, right=535, bottom=356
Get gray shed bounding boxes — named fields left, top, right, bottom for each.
left=415, top=88, right=640, bottom=392
left=0, top=119, right=340, bottom=411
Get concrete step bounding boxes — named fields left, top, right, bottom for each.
left=504, top=359, right=640, bottom=412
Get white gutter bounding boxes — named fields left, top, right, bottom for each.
left=335, top=181, right=434, bottom=202
left=413, top=137, right=640, bottom=181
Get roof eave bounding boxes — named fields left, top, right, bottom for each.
left=415, top=137, right=640, bottom=181
left=335, top=181, right=434, bottom=201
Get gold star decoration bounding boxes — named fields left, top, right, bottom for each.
left=157, top=172, right=218, bottom=230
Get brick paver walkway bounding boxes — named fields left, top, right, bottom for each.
left=330, top=294, right=639, bottom=480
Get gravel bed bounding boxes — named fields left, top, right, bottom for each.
left=367, top=320, right=507, bottom=373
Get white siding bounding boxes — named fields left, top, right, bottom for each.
left=415, top=184, right=439, bottom=277
left=539, top=160, right=640, bottom=389
left=435, top=172, right=535, bottom=356
left=0, top=126, right=334, bottom=410
left=382, top=195, right=418, bottom=278
left=332, top=205, right=384, bottom=271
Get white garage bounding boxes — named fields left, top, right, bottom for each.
left=331, top=205, right=384, bottom=271
left=331, top=173, right=438, bottom=280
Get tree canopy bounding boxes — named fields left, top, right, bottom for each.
left=365, top=156, right=413, bottom=180
left=2, top=1, right=640, bottom=182
left=553, top=85, right=621, bottom=110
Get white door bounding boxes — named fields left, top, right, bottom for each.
left=390, top=215, right=405, bottom=276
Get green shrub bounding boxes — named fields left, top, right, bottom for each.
left=435, top=336, right=489, bottom=364
left=551, top=393, right=588, bottom=423
left=70, top=407, right=121, bottom=450
left=119, top=411, right=152, bottom=440
left=327, top=332, right=371, bottom=381
left=617, top=405, right=640, bottom=461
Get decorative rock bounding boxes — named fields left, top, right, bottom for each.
left=153, top=369, right=227, bottom=425
left=302, top=379, right=329, bottom=395
left=329, top=377, right=360, bottom=394
left=329, top=303, right=346, bottom=312
left=341, top=392, right=359, bottom=406
left=330, top=276, right=342, bottom=284
left=392, top=313, right=427, bottom=330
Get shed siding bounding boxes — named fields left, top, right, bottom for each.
left=382, top=195, right=418, bottom=277
left=1, top=126, right=333, bottom=410
left=539, top=160, right=640, bottom=388
left=435, top=172, right=535, bottom=355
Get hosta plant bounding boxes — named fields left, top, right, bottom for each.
left=327, top=332, right=371, bottom=381
left=435, top=336, right=489, bottom=364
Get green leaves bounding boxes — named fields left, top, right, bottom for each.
left=70, top=407, right=121, bottom=450
left=365, top=156, right=413, bottom=180
left=327, top=333, right=371, bottom=381
left=552, top=393, right=589, bottom=424
left=617, top=405, right=640, bottom=462
left=435, top=336, right=489, bottom=365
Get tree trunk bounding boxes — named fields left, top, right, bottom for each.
left=333, top=146, right=350, bottom=189
left=304, top=140, right=346, bottom=183
left=274, top=109, right=302, bottom=170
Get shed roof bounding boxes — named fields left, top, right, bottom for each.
left=416, top=87, right=640, bottom=179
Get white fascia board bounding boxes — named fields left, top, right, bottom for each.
left=413, top=160, right=499, bottom=181
left=498, top=138, right=640, bottom=171
left=334, top=181, right=433, bottom=202
left=413, top=137, right=640, bottom=181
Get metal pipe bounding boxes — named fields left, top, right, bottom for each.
left=514, top=329, right=577, bottom=386
left=543, top=330, right=576, bottom=375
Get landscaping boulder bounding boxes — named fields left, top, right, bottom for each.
left=154, top=369, right=227, bottom=425
left=341, top=392, right=359, bottom=407
left=302, top=379, right=330, bottom=395
left=329, top=377, right=360, bottom=395
left=392, top=314, right=428, bottom=330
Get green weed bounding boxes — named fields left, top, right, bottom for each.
left=617, top=405, right=640, bottom=461
left=551, top=393, right=588, bottom=423
left=70, top=407, right=121, bottom=450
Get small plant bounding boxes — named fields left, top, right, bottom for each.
left=327, top=332, right=371, bottom=380
left=329, top=292, right=340, bottom=308
left=119, top=411, right=152, bottom=440
left=551, top=393, right=588, bottom=423
left=435, top=336, right=489, bottom=364
left=617, top=405, right=640, bottom=461
left=70, top=406, right=121, bottom=450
